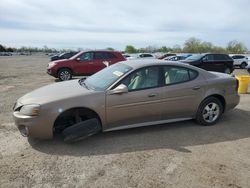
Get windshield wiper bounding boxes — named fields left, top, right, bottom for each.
left=79, top=79, right=89, bottom=89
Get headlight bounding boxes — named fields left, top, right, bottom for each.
left=20, top=104, right=41, bottom=116
left=48, top=62, right=56, bottom=68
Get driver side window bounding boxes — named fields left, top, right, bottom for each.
left=203, top=54, right=214, bottom=62
left=79, top=52, right=93, bottom=61
left=121, top=67, right=160, bottom=91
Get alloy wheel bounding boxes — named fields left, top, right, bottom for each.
left=202, top=102, right=220, bottom=123
left=59, top=70, right=71, bottom=81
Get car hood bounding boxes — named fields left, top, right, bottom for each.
left=17, top=80, right=93, bottom=105
left=52, top=59, right=70, bottom=63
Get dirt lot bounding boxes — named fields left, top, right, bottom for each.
left=0, top=55, right=250, bottom=188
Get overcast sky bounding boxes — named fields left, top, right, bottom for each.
left=0, top=0, right=250, bottom=50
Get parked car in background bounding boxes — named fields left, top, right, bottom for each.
left=47, top=50, right=125, bottom=81
left=0, top=52, right=12, bottom=56
left=180, top=53, right=234, bottom=74
left=158, top=53, right=176, bottom=59
left=14, top=60, right=239, bottom=140
left=126, top=53, right=156, bottom=60
left=137, top=53, right=155, bottom=59
left=122, top=54, right=131, bottom=59
left=247, top=64, right=250, bottom=74
left=51, top=51, right=78, bottom=61
left=230, top=55, right=249, bottom=69
left=164, top=54, right=192, bottom=61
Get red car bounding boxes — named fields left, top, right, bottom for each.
left=47, top=50, right=125, bottom=81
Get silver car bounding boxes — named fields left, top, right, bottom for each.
left=13, top=60, right=240, bottom=141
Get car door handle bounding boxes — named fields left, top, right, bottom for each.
left=148, top=93, right=157, bottom=97
left=192, top=86, right=201, bottom=90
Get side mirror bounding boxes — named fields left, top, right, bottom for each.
left=110, top=84, right=128, bottom=94
left=76, top=57, right=81, bottom=61
left=202, top=58, right=207, bottom=62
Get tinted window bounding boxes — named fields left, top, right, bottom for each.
left=224, top=54, right=233, bottom=61
left=121, top=67, right=160, bottom=91
left=214, top=54, right=226, bottom=61
left=207, top=54, right=214, bottom=61
left=79, top=52, right=93, bottom=61
left=233, top=55, right=244, bottom=59
left=140, top=54, right=153, bottom=58
left=164, top=66, right=198, bottom=85
left=94, top=52, right=106, bottom=59
left=105, top=52, right=117, bottom=59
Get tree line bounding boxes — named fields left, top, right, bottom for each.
left=125, top=38, right=248, bottom=54
left=0, top=37, right=248, bottom=54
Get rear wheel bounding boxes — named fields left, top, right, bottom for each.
left=196, top=97, right=223, bottom=126
left=224, top=67, right=231, bottom=74
left=240, top=62, right=247, bottom=69
left=58, top=68, right=72, bottom=81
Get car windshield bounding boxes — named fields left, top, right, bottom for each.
left=186, top=54, right=203, bottom=60
left=80, top=63, right=132, bottom=91
left=70, top=51, right=81, bottom=59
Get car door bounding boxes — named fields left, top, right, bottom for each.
left=104, top=52, right=121, bottom=65
left=214, top=54, right=229, bottom=72
left=161, top=66, right=205, bottom=120
left=201, top=54, right=222, bottom=72
left=73, top=52, right=94, bottom=75
left=105, top=66, right=163, bottom=130
left=91, top=52, right=111, bottom=73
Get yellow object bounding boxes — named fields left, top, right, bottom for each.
left=236, top=75, right=250, bottom=94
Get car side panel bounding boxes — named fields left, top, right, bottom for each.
left=105, top=87, right=163, bottom=130
left=161, top=74, right=206, bottom=119
left=202, top=76, right=239, bottom=111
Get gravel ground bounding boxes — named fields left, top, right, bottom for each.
left=0, top=55, right=250, bottom=188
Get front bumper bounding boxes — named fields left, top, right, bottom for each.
left=47, top=68, right=57, bottom=78
left=13, top=111, right=53, bottom=139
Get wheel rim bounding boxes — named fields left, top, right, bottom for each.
left=241, top=63, right=246, bottom=69
left=60, top=71, right=71, bottom=80
left=224, top=68, right=231, bottom=74
left=202, top=102, right=220, bottom=123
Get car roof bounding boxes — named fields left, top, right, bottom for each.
left=120, top=59, right=202, bottom=70
left=81, top=50, right=120, bottom=53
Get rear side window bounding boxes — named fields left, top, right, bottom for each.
left=105, top=52, right=117, bottom=59
left=214, top=54, right=226, bottom=61
left=164, top=66, right=198, bottom=85
left=140, top=54, right=153, bottom=58
left=94, top=52, right=106, bottom=59
left=224, top=54, right=233, bottom=61
left=232, top=55, right=245, bottom=59
left=94, top=52, right=117, bottom=59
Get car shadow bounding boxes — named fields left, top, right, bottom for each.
left=29, top=108, right=250, bottom=156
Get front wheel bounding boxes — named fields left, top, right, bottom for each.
left=196, top=97, right=223, bottom=126
left=58, top=68, right=72, bottom=81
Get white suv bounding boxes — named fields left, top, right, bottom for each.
left=230, top=55, right=249, bottom=69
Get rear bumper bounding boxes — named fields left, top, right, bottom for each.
left=225, top=94, right=240, bottom=112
